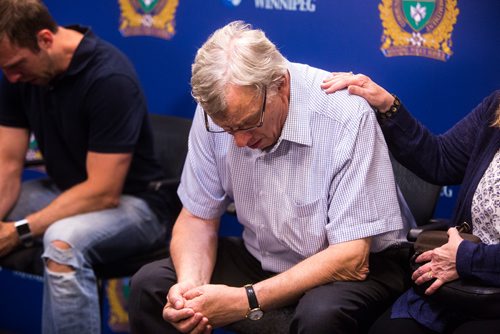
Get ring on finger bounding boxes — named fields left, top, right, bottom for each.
left=427, top=271, right=433, bottom=279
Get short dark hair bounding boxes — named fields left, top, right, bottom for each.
left=0, top=0, right=58, bottom=52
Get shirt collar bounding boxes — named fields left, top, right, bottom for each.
left=277, top=61, right=313, bottom=148
left=51, top=25, right=96, bottom=84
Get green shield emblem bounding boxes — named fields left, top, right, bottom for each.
left=402, top=0, right=436, bottom=31
left=138, top=0, right=159, bottom=13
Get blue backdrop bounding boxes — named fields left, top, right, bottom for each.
left=42, top=0, right=500, bottom=218
left=0, top=2, right=499, bottom=333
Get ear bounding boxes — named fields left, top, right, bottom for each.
left=277, top=72, right=290, bottom=91
left=36, top=29, right=54, bottom=50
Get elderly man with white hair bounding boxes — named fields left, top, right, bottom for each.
left=129, top=21, right=414, bottom=334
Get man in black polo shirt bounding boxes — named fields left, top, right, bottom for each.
left=0, top=1, right=172, bottom=333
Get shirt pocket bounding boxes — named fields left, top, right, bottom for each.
left=277, top=197, right=328, bottom=257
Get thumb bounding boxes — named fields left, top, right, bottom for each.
left=170, top=295, right=185, bottom=309
left=169, top=285, right=188, bottom=309
left=447, top=227, right=463, bottom=243
left=183, top=287, right=203, bottom=300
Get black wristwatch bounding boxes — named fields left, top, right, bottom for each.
left=244, top=284, right=264, bottom=320
left=15, top=219, right=34, bottom=247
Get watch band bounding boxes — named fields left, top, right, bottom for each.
left=244, top=284, right=264, bottom=320
left=244, top=284, right=260, bottom=310
left=15, top=219, right=34, bottom=247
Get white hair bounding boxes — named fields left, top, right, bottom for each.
left=191, top=21, right=287, bottom=116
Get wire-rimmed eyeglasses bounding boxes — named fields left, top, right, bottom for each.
left=204, top=88, right=267, bottom=133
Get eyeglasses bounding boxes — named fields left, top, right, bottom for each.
left=204, top=88, right=267, bottom=133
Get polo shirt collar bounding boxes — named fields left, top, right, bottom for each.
left=50, top=25, right=96, bottom=85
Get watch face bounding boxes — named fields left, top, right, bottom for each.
left=247, top=308, right=264, bottom=321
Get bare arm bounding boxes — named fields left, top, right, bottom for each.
left=162, top=208, right=219, bottom=333
left=25, top=151, right=132, bottom=236
left=0, top=126, right=29, bottom=219
left=0, top=149, right=132, bottom=256
left=0, top=126, right=29, bottom=256
left=255, top=237, right=371, bottom=310
left=181, top=237, right=372, bottom=328
left=170, top=208, right=220, bottom=287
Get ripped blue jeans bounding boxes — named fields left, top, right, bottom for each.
left=7, top=178, right=167, bottom=334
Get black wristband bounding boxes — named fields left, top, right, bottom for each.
left=15, top=219, right=34, bottom=247
left=244, top=284, right=260, bottom=309
left=374, top=94, right=401, bottom=120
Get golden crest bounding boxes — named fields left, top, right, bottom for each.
left=118, top=0, right=179, bottom=40
left=106, top=279, right=129, bottom=332
left=379, top=0, right=459, bottom=61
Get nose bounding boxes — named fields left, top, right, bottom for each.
left=232, top=131, right=252, bottom=147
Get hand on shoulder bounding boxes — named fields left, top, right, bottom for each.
left=321, top=72, right=395, bottom=112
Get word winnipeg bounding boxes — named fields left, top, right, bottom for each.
left=255, top=0, right=316, bottom=12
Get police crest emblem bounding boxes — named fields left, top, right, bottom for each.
left=118, top=0, right=179, bottom=39
left=379, top=0, right=459, bottom=61
left=105, top=278, right=130, bottom=332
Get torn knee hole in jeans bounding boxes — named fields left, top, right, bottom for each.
left=44, top=240, right=76, bottom=274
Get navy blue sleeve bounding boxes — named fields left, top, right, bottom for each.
left=379, top=91, right=498, bottom=185
left=456, top=240, right=500, bottom=286
left=84, top=74, right=147, bottom=153
left=0, top=78, right=30, bottom=128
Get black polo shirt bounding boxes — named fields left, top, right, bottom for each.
left=0, top=26, right=170, bottom=222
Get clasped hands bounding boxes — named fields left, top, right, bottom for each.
left=411, top=227, right=464, bottom=295
left=162, top=282, right=247, bottom=334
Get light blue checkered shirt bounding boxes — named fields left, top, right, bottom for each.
left=178, top=62, right=414, bottom=273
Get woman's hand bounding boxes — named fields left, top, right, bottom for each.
left=321, top=72, right=394, bottom=112
left=412, top=228, right=464, bottom=295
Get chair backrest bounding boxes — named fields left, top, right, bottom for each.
left=389, top=153, right=441, bottom=226
left=93, top=114, right=192, bottom=279
left=149, top=113, right=192, bottom=180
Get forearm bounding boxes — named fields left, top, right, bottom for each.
left=170, top=208, right=219, bottom=286
left=0, top=126, right=29, bottom=219
left=0, top=173, right=22, bottom=219
left=254, top=238, right=371, bottom=311
left=25, top=180, right=121, bottom=236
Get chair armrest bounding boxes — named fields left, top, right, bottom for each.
left=429, top=279, right=500, bottom=319
left=407, top=218, right=450, bottom=242
left=148, top=178, right=180, bottom=191
left=24, top=159, right=45, bottom=167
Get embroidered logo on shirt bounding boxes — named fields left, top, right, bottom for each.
left=118, top=0, right=179, bottom=40
left=379, top=0, right=459, bottom=61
